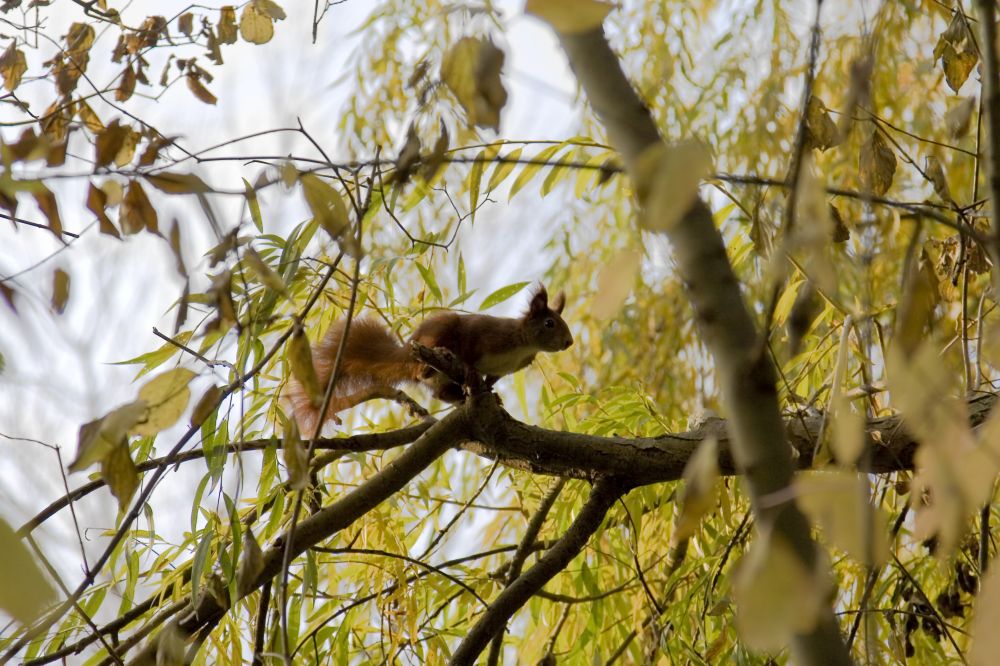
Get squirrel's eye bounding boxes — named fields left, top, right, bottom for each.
left=545, top=318, right=555, bottom=328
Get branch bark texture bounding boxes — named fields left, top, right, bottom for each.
left=553, top=24, right=853, bottom=665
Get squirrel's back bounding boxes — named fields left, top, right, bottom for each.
left=285, top=317, right=417, bottom=434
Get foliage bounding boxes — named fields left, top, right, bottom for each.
left=1, top=0, right=1000, bottom=664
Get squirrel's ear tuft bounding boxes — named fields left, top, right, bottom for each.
left=529, top=284, right=549, bottom=313
left=551, top=290, right=566, bottom=314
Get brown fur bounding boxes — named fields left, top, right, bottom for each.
left=286, top=285, right=572, bottom=433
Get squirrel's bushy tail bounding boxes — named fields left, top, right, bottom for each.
left=286, top=317, right=419, bottom=434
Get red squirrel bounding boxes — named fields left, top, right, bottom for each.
left=287, top=284, right=573, bottom=433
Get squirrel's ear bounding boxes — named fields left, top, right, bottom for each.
left=529, top=284, right=549, bottom=313
left=551, top=290, right=566, bottom=314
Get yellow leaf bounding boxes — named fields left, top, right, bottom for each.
left=635, top=141, right=712, bottom=232
left=672, top=436, right=719, bottom=544
left=441, top=37, right=507, bottom=131
left=300, top=173, right=359, bottom=255
left=283, top=418, right=310, bottom=488
left=239, top=4, right=274, bottom=44
left=525, top=0, right=614, bottom=34
left=925, top=155, right=951, bottom=201
left=113, top=126, right=139, bottom=167
left=287, top=324, right=321, bottom=406
left=0, top=41, right=27, bottom=92
left=0, top=518, right=55, bottom=624
left=830, top=395, right=865, bottom=466
left=592, top=248, right=640, bottom=320
left=131, top=368, right=196, bottom=437
left=732, top=528, right=830, bottom=652
left=237, top=529, right=265, bottom=596
left=51, top=268, right=70, bottom=314
left=101, top=440, right=139, bottom=510
left=796, top=472, right=889, bottom=567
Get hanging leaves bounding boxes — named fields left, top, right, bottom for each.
left=186, top=73, right=218, bottom=105
left=441, top=37, right=508, bottom=131
left=300, top=173, right=359, bottom=256
left=945, top=96, right=976, bottom=138
left=287, top=323, right=321, bottom=406
left=858, top=130, right=896, bottom=196
left=796, top=472, right=889, bottom=567
left=283, top=418, right=310, bottom=488
left=144, top=171, right=210, bottom=195
left=671, top=436, right=719, bottom=544
left=218, top=6, right=239, bottom=44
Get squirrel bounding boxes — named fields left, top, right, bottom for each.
left=287, top=284, right=573, bottom=434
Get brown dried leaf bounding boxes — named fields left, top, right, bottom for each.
left=190, top=384, right=222, bottom=427
left=70, top=401, right=148, bottom=472
left=132, top=367, right=195, bottom=437
left=120, top=180, right=157, bottom=235
left=101, top=440, right=139, bottom=510
left=33, top=187, right=62, bottom=239
left=178, top=12, right=194, bottom=37
left=94, top=120, right=129, bottom=169
left=86, top=183, right=120, bottom=238
left=245, top=247, right=285, bottom=292
left=218, top=6, right=238, bottom=44
left=0, top=41, right=26, bottom=91
left=895, top=251, right=939, bottom=354
left=145, top=171, right=209, bottom=194
left=168, top=219, right=185, bottom=276
left=186, top=73, right=217, bottom=105
left=829, top=203, right=849, bottom=243
left=941, top=43, right=977, bottom=93
left=0, top=283, right=16, bottom=313
left=804, top=95, right=839, bottom=151
left=76, top=100, right=103, bottom=133
left=116, top=64, right=136, bottom=102
left=858, top=130, right=896, bottom=196
left=51, top=268, right=69, bottom=314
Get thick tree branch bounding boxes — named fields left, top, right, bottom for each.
left=449, top=477, right=626, bottom=666
left=552, top=21, right=852, bottom=665
left=975, top=1, right=1000, bottom=275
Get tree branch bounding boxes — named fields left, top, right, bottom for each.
left=551, top=20, right=853, bottom=665
left=449, top=477, right=626, bottom=666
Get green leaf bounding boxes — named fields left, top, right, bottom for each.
left=243, top=178, right=263, bottom=231
left=114, top=331, right=194, bottom=378
left=488, top=147, right=521, bottom=190
left=509, top=144, right=561, bottom=199
left=191, top=522, right=215, bottom=605
left=416, top=262, right=442, bottom=302
left=479, top=281, right=530, bottom=310
left=468, top=149, right=485, bottom=222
